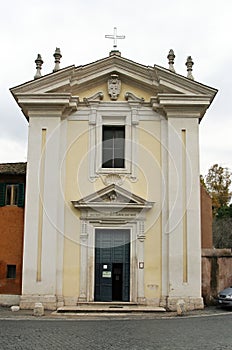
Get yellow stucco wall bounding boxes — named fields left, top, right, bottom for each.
left=62, top=94, right=162, bottom=301
left=63, top=121, right=88, bottom=296
left=139, top=121, right=162, bottom=300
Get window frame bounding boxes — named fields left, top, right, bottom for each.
left=95, top=114, right=132, bottom=175
left=102, top=125, right=125, bottom=169
left=5, top=184, right=19, bottom=206
left=87, top=103, right=138, bottom=181
left=0, top=183, right=25, bottom=207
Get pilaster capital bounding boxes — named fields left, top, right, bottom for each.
left=80, top=220, right=89, bottom=242
left=137, top=221, right=146, bottom=242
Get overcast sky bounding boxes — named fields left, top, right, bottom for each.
left=1, top=0, right=231, bottom=176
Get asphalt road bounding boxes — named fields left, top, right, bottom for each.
left=0, top=313, right=232, bottom=350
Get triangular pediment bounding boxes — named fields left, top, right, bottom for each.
left=10, top=52, right=217, bottom=121
left=11, top=53, right=217, bottom=98
left=72, top=184, right=153, bottom=210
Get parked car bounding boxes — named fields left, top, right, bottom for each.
left=218, top=286, right=232, bottom=307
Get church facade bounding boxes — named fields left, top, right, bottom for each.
left=11, top=48, right=217, bottom=310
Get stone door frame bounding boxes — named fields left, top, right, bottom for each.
left=78, top=219, right=146, bottom=303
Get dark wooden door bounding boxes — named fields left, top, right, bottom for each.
left=94, top=229, right=130, bottom=302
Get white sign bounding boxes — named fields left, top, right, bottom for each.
left=102, top=271, right=111, bottom=278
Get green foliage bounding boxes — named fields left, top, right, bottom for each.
left=204, top=165, right=232, bottom=248
left=203, top=164, right=232, bottom=216
left=216, top=204, right=232, bottom=218
left=213, top=216, right=232, bottom=248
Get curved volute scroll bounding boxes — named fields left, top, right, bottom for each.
left=125, top=92, right=145, bottom=126
left=83, top=91, right=104, bottom=106
left=125, top=92, right=145, bottom=103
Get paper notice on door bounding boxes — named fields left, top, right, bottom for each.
left=102, top=271, right=111, bottom=278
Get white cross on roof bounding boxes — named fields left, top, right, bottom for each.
left=105, top=27, right=125, bottom=49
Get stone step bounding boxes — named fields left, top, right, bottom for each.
left=77, top=301, right=138, bottom=307
left=55, top=304, right=166, bottom=314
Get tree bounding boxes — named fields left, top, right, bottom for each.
left=213, top=216, right=232, bottom=248
left=216, top=204, right=232, bottom=218
left=204, top=164, right=232, bottom=216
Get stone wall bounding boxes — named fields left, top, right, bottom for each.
left=202, top=248, right=232, bottom=305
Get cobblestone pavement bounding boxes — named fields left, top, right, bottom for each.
left=0, top=306, right=231, bottom=349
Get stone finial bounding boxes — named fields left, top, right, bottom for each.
left=34, top=54, right=43, bottom=79
left=185, top=56, right=194, bottom=80
left=109, top=50, right=121, bottom=57
left=53, top=47, right=62, bottom=72
left=167, top=49, right=175, bottom=72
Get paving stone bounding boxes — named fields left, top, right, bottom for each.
left=0, top=309, right=231, bottom=349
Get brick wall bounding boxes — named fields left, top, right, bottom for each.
left=201, top=185, right=213, bottom=249
left=0, top=206, right=24, bottom=294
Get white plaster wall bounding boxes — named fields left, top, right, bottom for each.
left=22, top=116, right=64, bottom=296
left=55, top=119, right=67, bottom=298
left=160, top=117, right=169, bottom=297
left=167, top=117, right=201, bottom=297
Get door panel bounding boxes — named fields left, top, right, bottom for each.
left=112, top=263, right=123, bottom=301
left=94, top=229, right=130, bottom=302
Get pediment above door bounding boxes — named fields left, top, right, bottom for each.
left=71, top=184, right=154, bottom=222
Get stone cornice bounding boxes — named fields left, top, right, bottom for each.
left=157, top=93, right=213, bottom=105
left=72, top=55, right=153, bottom=82
left=10, top=65, right=75, bottom=94
left=154, top=93, right=214, bottom=118
left=10, top=54, right=218, bottom=122
left=71, top=65, right=155, bottom=91
left=154, top=64, right=218, bottom=97
left=13, top=93, right=79, bottom=119
left=10, top=56, right=218, bottom=100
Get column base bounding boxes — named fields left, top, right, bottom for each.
left=166, top=296, right=204, bottom=311
left=20, top=294, right=57, bottom=310
left=137, top=297, right=147, bottom=305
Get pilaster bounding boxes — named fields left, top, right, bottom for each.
left=166, top=116, right=202, bottom=300
left=136, top=221, right=146, bottom=303
left=78, top=220, right=89, bottom=301
left=19, top=94, right=76, bottom=302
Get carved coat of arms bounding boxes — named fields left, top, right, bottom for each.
left=108, top=74, right=121, bottom=100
